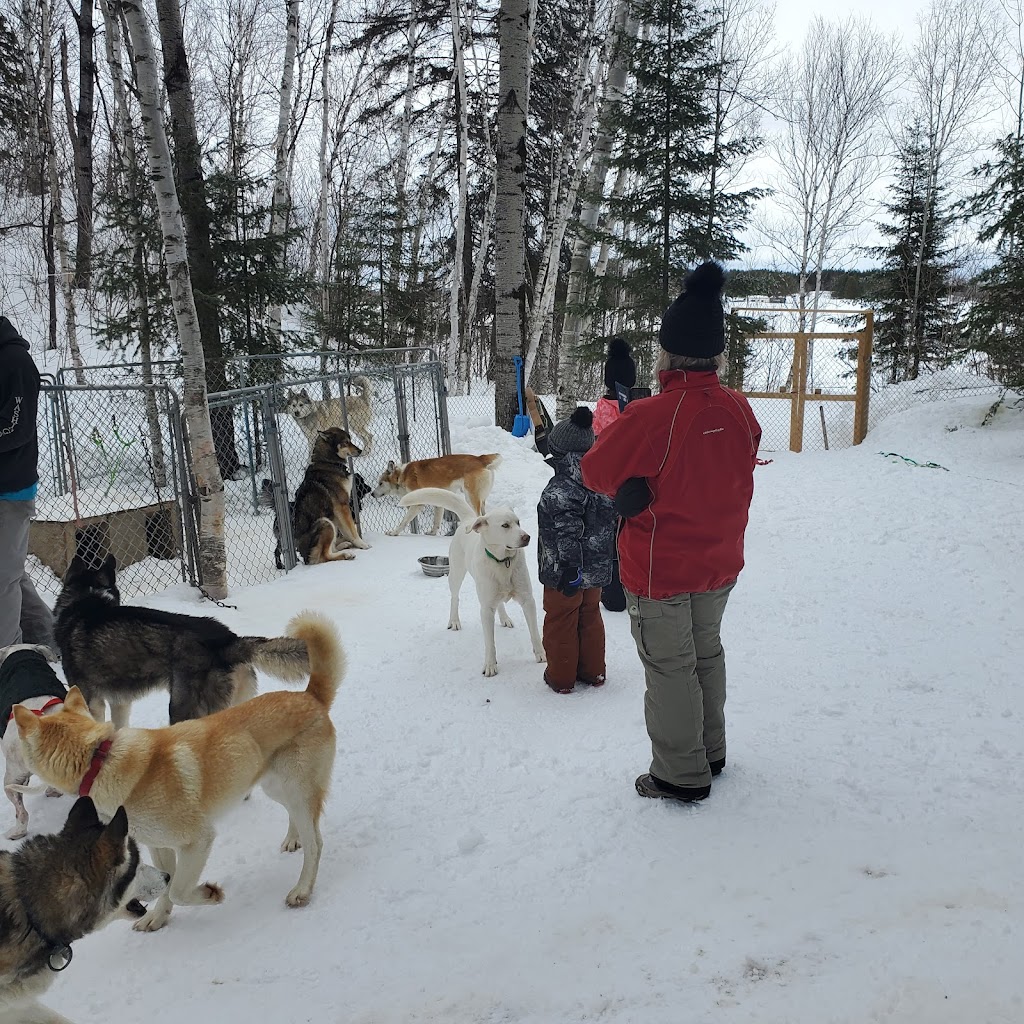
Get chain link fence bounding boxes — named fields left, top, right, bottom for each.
left=27, top=383, right=196, bottom=600
left=204, top=359, right=450, bottom=590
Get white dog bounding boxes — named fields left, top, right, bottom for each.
left=400, top=488, right=545, bottom=677
left=0, top=644, right=66, bottom=840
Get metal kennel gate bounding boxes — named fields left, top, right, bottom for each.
left=195, top=358, right=452, bottom=591
left=27, top=382, right=197, bottom=600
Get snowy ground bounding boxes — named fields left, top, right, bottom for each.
left=8, top=390, right=1024, bottom=1023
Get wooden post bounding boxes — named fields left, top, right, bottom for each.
left=789, top=332, right=808, bottom=452
left=853, top=310, right=873, bottom=445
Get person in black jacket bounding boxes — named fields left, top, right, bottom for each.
left=0, top=316, right=53, bottom=648
left=536, top=407, right=616, bottom=694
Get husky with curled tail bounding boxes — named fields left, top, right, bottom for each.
left=400, top=487, right=545, bottom=677
left=15, top=611, right=345, bottom=933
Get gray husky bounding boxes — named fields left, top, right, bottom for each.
left=0, top=797, right=167, bottom=1024
left=53, top=554, right=310, bottom=727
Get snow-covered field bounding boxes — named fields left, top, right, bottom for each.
left=9, top=386, right=1023, bottom=1023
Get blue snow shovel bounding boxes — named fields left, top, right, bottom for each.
left=511, top=355, right=532, bottom=437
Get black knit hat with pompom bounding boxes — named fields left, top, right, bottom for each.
left=604, top=337, right=637, bottom=392
left=547, top=406, right=595, bottom=455
left=659, top=261, right=727, bottom=357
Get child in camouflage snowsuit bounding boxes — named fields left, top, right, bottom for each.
left=536, top=406, right=616, bottom=694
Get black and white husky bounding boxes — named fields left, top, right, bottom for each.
left=0, top=797, right=167, bottom=1023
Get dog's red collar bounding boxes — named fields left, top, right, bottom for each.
left=8, top=697, right=64, bottom=722
left=79, top=739, right=113, bottom=797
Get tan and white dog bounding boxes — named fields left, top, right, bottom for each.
left=400, top=487, right=544, bottom=677
left=13, top=611, right=344, bottom=933
left=284, top=376, right=374, bottom=455
left=373, top=453, right=502, bottom=536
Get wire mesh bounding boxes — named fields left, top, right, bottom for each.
left=27, top=384, right=193, bottom=600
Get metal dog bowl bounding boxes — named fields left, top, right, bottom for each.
left=419, top=555, right=450, bottom=578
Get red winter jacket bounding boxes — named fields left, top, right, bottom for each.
left=580, top=370, right=761, bottom=599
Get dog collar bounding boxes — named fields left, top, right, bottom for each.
left=7, top=697, right=63, bottom=722
left=79, top=739, right=113, bottom=797
left=24, top=909, right=73, bottom=972
left=484, top=548, right=513, bottom=568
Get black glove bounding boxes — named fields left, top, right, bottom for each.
left=614, top=477, right=652, bottom=518
left=557, top=566, right=583, bottom=596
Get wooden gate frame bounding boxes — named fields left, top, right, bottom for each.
left=730, top=308, right=874, bottom=452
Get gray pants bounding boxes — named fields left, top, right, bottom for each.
left=0, top=500, right=54, bottom=649
left=626, top=582, right=735, bottom=788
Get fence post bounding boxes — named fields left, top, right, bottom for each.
left=853, top=310, right=873, bottom=445
left=262, top=389, right=296, bottom=570
left=393, top=368, right=417, bottom=534
left=789, top=332, right=809, bottom=452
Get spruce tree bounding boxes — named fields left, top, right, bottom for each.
left=872, top=121, right=958, bottom=383
left=602, top=0, right=760, bottom=321
left=961, top=132, right=1024, bottom=390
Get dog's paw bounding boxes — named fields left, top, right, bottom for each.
left=286, top=887, right=312, bottom=908
left=355, top=540, right=371, bottom=549
left=45, top=787, right=62, bottom=798
left=281, top=836, right=302, bottom=853
left=482, top=661, right=498, bottom=677
left=498, top=615, right=514, bottom=628
left=385, top=530, right=400, bottom=537
left=448, top=619, right=462, bottom=631
left=534, top=649, right=547, bottom=663
left=5, top=825, right=27, bottom=841
left=133, top=905, right=171, bottom=932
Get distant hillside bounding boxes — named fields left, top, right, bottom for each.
left=727, top=268, right=887, bottom=302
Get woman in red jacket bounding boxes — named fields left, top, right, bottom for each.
left=581, top=262, right=761, bottom=804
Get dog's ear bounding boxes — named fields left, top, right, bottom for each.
left=299, top=388, right=310, bottom=399
left=387, top=460, right=397, bottom=471
left=63, top=686, right=92, bottom=715
left=64, top=554, right=88, bottom=580
left=12, top=704, right=39, bottom=737
left=101, top=805, right=129, bottom=846
left=63, top=797, right=101, bottom=835
left=468, top=516, right=488, bottom=533
left=99, top=553, right=117, bottom=585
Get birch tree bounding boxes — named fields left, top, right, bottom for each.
left=267, top=0, right=300, bottom=341
left=153, top=0, right=241, bottom=479
left=446, top=0, right=469, bottom=390
left=768, top=16, right=900, bottom=330
left=118, top=0, right=228, bottom=599
left=556, top=0, right=632, bottom=414
left=907, top=0, right=994, bottom=359
left=493, top=0, right=532, bottom=428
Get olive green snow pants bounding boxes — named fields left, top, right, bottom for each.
left=625, top=582, right=735, bottom=789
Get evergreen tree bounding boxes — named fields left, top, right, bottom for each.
left=872, top=121, right=958, bottom=383
left=601, top=0, right=761, bottom=322
left=961, top=132, right=1024, bottom=390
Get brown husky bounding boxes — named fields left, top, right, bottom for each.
left=293, top=427, right=370, bottom=564
left=371, top=453, right=502, bottom=536
left=14, top=611, right=344, bottom=933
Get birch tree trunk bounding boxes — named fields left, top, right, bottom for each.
left=267, top=0, right=300, bottom=342
left=556, top=0, right=632, bottom=415
left=40, top=0, right=85, bottom=382
left=99, top=0, right=166, bottom=487
left=493, top=0, right=532, bottom=429
left=523, top=18, right=602, bottom=386
left=153, top=0, right=241, bottom=480
left=446, top=0, right=469, bottom=392
left=119, top=0, right=227, bottom=599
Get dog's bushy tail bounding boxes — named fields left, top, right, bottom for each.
left=480, top=454, right=503, bottom=471
left=399, top=486, right=476, bottom=521
left=243, top=636, right=310, bottom=682
left=288, top=611, right=346, bottom=709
